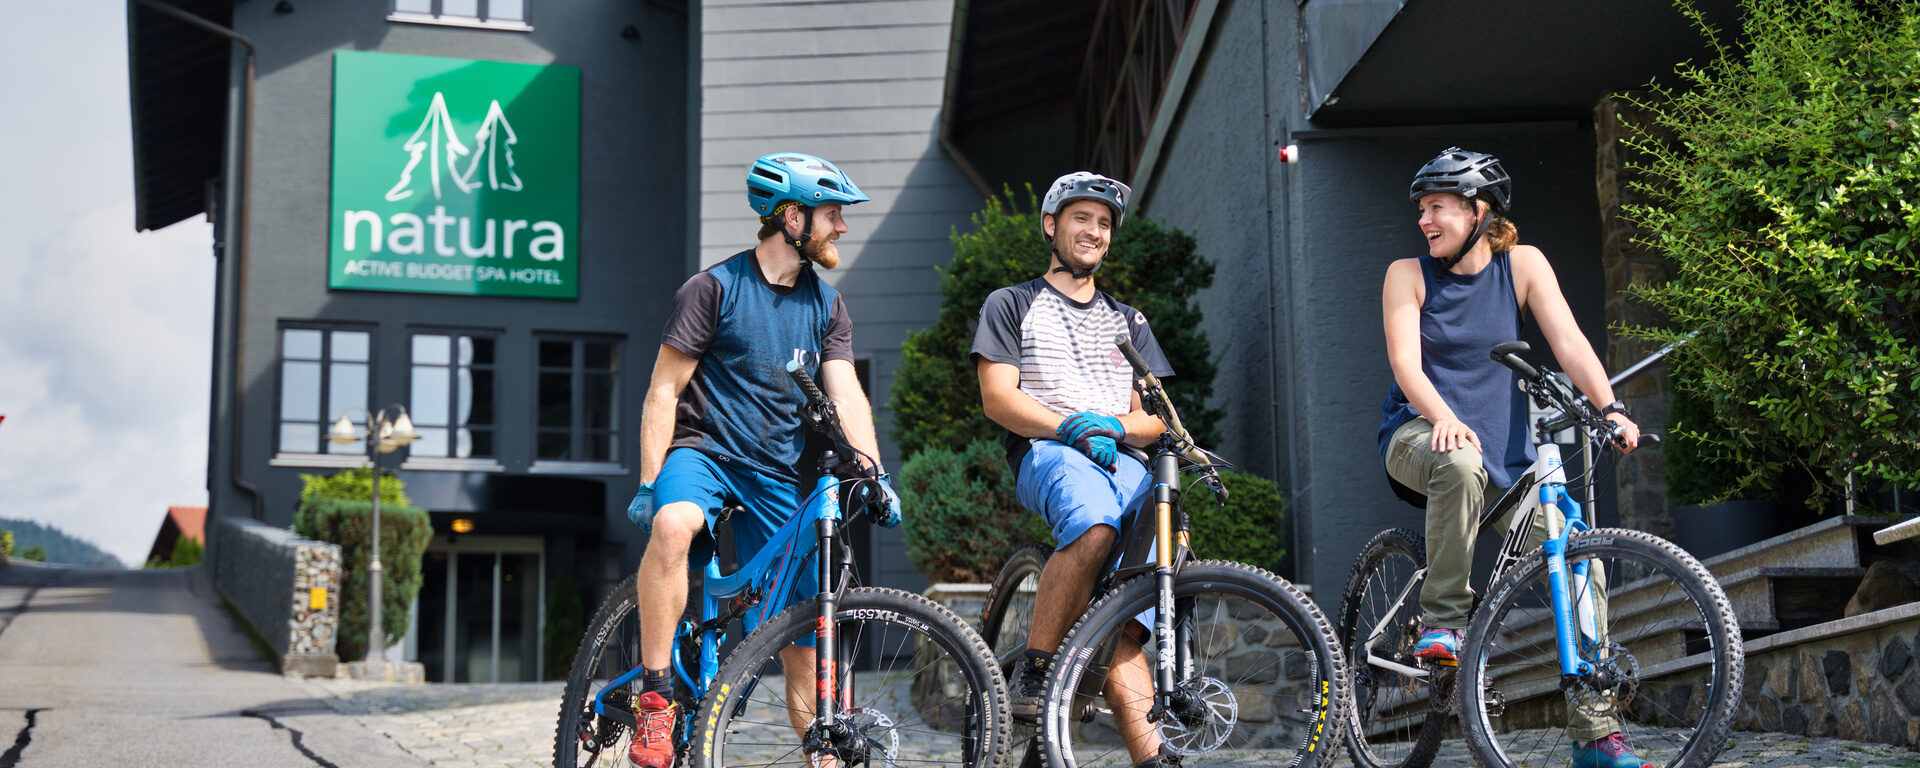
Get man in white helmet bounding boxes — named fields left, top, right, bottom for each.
left=971, top=172, right=1178, bottom=768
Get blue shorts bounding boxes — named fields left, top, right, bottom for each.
left=1016, top=439, right=1152, bottom=549
left=643, top=448, right=817, bottom=641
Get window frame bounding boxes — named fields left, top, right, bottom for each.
left=402, top=328, right=506, bottom=472
left=270, top=322, right=378, bottom=468
left=530, top=333, right=624, bottom=474
left=387, top=0, right=533, bottom=32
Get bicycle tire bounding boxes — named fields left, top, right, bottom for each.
left=1338, top=528, right=1447, bottom=768
left=980, top=543, right=1051, bottom=768
left=1457, top=528, right=1743, bottom=768
left=554, top=571, right=698, bottom=768
left=1043, top=560, right=1345, bottom=768
left=691, top=586, right=1011, bottom=768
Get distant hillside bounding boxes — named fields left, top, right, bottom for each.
left=0, top=517, right=125, bottom=569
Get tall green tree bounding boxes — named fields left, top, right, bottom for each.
left=1623, top=0, right=1920, bottom=501
left=889, top=186, right=1221, bottom=457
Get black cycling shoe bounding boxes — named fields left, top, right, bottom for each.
left=1134, top=745, right=1183, bottom=768
left=1009, top=651, right=1051, bottom=722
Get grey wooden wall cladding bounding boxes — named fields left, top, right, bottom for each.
left=700, top=0, right=987, bottom=590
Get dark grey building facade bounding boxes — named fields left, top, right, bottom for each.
left=940, top=0, right=1739, bottom=612
left=131, top=0, right=693, bottom=681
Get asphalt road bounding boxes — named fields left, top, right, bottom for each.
left=0, top=561, right=424, bottom=768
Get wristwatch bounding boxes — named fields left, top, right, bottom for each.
left=1599, top=400, right=1631, bottom=418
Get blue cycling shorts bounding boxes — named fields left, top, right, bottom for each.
left=1016, top=439, right=1152, bottom=549
left=646, top=448, right=817, bottom=642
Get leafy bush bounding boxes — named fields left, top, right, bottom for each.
left=143, top=536, right=205, bottom=569
left=1623, top=0, right=1920, bottom=500
left=301, top=466, right=411, bottom=508
left=896, top=438, right=1051, bottom=583
left=1188, top=471, right=1287, bottom=571
left=21, top=546, right=46, bottom=563
left=889, top=186, right=1222, bottom=458
left=1, top=528, right=11, bottom=560
left=296, top=494, right=433, bottom=661
left=545, top=571, right=587, bottom=679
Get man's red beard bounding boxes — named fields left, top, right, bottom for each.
left=803, top=233, right=840, bottom=269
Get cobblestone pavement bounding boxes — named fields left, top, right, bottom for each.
left=295, top=675, right=1920, bottom=768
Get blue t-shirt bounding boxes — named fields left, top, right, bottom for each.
left=1378, top=252, right=1533, bottom=489
left=662, top=250, right=853, bottom=482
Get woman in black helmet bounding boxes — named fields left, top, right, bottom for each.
left=1378, top=148, right=1648, bottom=768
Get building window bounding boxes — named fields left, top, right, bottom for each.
left=409, top=332, right=498, bottom=459
left=389, top=0, right=531, bottom=31
left=535, top=336, right=621, bottom=464
left=278, top=326, right=373, bottom=455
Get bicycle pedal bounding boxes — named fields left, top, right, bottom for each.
left=1431, top=658, right=1458, bottom=667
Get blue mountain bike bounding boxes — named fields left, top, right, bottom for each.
left=554, top=361, right=1011, bottom=768
left=1338, top=339, right=1743, bottom=768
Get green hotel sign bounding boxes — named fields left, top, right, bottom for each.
left=330, top=51, right=580, bottom=299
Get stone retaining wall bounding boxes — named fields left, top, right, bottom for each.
left=211, top=516, right=341, bottom=676
left=1737, top=603, right=1920, bottom=746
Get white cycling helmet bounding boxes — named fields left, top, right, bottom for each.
left=1041, top=171, right=1130, bottom=240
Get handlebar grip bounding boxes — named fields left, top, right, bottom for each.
left=1489, top=340, right=1542, bottom=380
left=1112, top=332, right=1153, bottom=378
left=785, top=359, right=829, bottom=407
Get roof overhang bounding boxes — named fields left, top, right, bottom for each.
left=127, top=0, right=234, bottom=232
left=1304, top=0, right=1743, bottom=126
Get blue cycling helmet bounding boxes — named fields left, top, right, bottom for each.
left=746, top=153, right=870, bottom=218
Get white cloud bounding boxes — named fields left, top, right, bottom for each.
left=0, top=205, right=213, bottom=567
left=0, top=3, right=215, bottom=566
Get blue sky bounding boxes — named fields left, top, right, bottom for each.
left=0, top=2, right=214, bottom=566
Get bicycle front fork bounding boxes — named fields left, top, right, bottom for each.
left=1539, top=482, right=1599, bottom=680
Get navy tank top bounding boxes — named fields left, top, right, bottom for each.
left=1378, top=252, right=1533, bottom=489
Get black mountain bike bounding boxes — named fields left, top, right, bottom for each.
left=978, top=333, right=1346, bottom=768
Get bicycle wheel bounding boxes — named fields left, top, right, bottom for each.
left=691, top=586, right=1011, bottom=768
left=1338, top=528, right=1446, bottom=768
left=1458, top=528, right=1743, bottom=768
left=1044, top=561, right=1345, bottom=768
left=980, top=543, right=1050, bottom=768
left=555, top=572, right=697, bottom=768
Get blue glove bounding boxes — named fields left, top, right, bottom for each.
left=873, top=474, right=902, bottom=528
left=1057, top=411, right=1123, bottom=448
left=625, top=483, right=657, bottom=532
left=1072, top=431, right=1124, bottom=472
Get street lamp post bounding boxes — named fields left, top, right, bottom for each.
left=328, top=405, right=419, bottom=664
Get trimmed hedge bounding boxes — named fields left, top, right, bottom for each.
left=295, top=495, right=433, bottom=661
left=1189, top=471, right=1287, bottom=572
left=896, top=438, right=1048, bottom=584
left=897, top=437, right=1288, bottom=582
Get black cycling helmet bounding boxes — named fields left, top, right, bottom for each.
left=1410, top=147, right=1511, bottom=272
left=1408, top=147, right=1511, bottom=212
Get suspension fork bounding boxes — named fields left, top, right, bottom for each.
left=811, top=468, right=845, bottom=730
left=1151, top=447, right=1183, bottom=702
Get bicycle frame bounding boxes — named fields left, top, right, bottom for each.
left=590, top=466, right=855, bottom=738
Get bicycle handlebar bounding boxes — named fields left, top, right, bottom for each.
left=1487, top=340, right=1672, bottom=451
left=1113, top=333, right=1228, bottom=503
left=785, top=360, right=880, bottom=482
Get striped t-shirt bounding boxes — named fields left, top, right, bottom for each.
left=971, top=278, right=1173, bottom=467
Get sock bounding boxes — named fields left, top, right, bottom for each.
left=1021, top=648, right=1054, bottom=674
left=642, top=667, right=673, bottom=699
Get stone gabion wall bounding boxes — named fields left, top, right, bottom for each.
left=211, top=516, right=342, bottom=674
left=1739, top=614, right=1920, bottom=746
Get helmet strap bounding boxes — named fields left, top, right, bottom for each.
left=1050, top=262, right=1100, bottom=280
left=1436, top=208, right=1492, bottom=273
left=782, top=204, right=813, bottom=251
